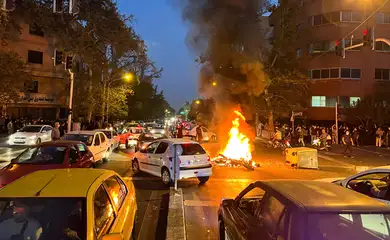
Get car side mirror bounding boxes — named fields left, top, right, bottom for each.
left=102, top=233, right=123, bottom=240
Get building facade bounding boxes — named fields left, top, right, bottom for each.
left=270, top=0, right=390, bottom=121
left=3, top=21, right=68, bottom=120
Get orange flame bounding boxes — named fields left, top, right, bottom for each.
left=222, top=110, right=252, bottom=161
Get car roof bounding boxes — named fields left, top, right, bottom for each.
left=0, top=169, right=112, bottom=198
left=259, top=180, right=390, bottom=213
left=39, top=140, right=84, bottom=146
left=369, top=165, right=390, bottom=171
left=67, top=131, right=99, bottom=135
left=24, top=125, right=47, bottom=128
left=161, top=138, right=199, bottom=144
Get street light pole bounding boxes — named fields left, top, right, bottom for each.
left=67, top=71, right=75, bottom=132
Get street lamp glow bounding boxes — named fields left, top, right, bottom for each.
left=123, top=73, right=134, bottom=81
left=212, top=81, right=217, bottom=87
left=195, top=100, right=201, bottom=105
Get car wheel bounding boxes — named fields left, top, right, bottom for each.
left=91, top=163, right=96, bottom=168
left=36, top=138, right=41, bottom=145
left=103, top=149, right=110, bottom=163
left=219, top=219, right=226, bottom=240
left=132, top=159, right=140, bottom=175
left=211, top=135, right=217, bottom=142
left=161, top=167, right=172, bottom=186
left=198, top=176, right=209, bottom=184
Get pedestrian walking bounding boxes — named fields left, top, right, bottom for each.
left=342, top=131, right=354, bottom=158
left=352, top=127, right=359, bottom=147
left=7, top=120, right=13, bottom=135
left=376, top=127, right=384, bottom=147
left=196, top=125, right=203, bottom=143
left=51, top=122, right=61, bottom=141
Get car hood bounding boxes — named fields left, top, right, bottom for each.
left=11, top=132, right=40, bottom=137
left=0, top=163, right=64, bottom=187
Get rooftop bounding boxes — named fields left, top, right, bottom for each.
left=261, top=180, right=390, bottom=213
left=0, top=169, right=112, bottom=198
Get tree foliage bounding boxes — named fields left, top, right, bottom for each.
left=127, top=81, right=172, bottom=120
left=188, top=98, right=215, bottom=126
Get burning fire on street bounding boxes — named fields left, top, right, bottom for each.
left=212, top=110, right=257, bottom=170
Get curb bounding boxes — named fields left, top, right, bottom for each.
left=166, top=188, right=186, bottom=240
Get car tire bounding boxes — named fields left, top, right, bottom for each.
left=218, top=219, right=226, bottom=240
left=161, top=167, right=172, bottom=186
left=211, top=135, right=217, bottom=142
left=36, top=138, right=41, bottom=145
left=198, top=176, right=209, bottom=184
left=132, top=159, right=140, bottom=175
left=103, top=149, right=110, bottom=163
left=91, top=163, right=96, bottom=168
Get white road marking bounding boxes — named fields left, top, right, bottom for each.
left=137, top=191, right=161, bottom=240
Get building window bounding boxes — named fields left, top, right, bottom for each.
left=350, top=97, right=360, bottom=106
left=27, top=50, right=43, bottom=64
left=344, top=38, right=363, bottom=51
left=296, top=48, right=303, bottom=58
left=310, top=68, right=339, bottom=80
left=311, top=12, right=340, bottom=26
left=375, top=69, right=390, bottom=81
left=340, top=68, right=361, bottom=79
left=24, top=80, right=38, bottom=93
left=312, top=96, right=326, bottom=107
left=29, top=23, right=44, bottom=37
left=341, top=11, right=362, bottom=22
left=376, top=41, right=390, bottom=52
left=309, top=41, right=331, bottom=53
left=376, top=12, right=390, bottom=24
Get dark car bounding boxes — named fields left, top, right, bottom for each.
left=135, top=133, right=168, bottom=151
left=0, top=141, right=94, bottom=188
left=218, top=180, right=390, bottom=240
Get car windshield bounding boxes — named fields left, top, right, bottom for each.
left=308, top=213, right=390, bottom=240
left=18, top=126, right=42, bottom=133
left=0, top=197, right=86, bottom=240
left=62, top=134, right=93, bottom=146
left=178, top=144, right=206, bottom=156
left=140, top=133, right=166, bottom=141
left=13, top=146, right=67, bottom=164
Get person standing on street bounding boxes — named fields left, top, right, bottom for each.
left=342, top=131, right=354, bottom=158
left=376, top=127, right=384, bottom=147
left=196, top=125, right=203, bottom=143
left=59, top=122, right=66, bottom=137
left=51, top=122, right=60, bottom=141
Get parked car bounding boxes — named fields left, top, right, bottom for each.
left=0, top=141, right=94, bottom=188
left=96, top=128, right=120, bottom=151
left=318, top=165, right=390, bottom=205
left=135, top=132, right=168, bottom=152
left=0, top=168, right=137, bottom=240
left=132, top=139, right=212, bottom=185
left=149, top=126, right=166, bottom=136
left=8, top=125, right=53, bottom=145
left=218, top=180, right=390, bottom=240
left=62, top=131, right=111, bottom=163
left=186, top=125, right=217, bottom=142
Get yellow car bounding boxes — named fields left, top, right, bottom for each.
left=0, top=168, right=137, bottom=240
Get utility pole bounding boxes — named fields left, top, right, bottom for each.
left=67, top=71, right=75, bottom=132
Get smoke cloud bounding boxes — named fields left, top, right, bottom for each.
left=176, top=0, right=269, bottom=102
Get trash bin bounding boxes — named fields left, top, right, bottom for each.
left=285, top=147, right=318, bottom=169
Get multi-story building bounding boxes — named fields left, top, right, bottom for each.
left=3, top=20, right=68, bottom=119
left=270, top=0, right=390, bottom=121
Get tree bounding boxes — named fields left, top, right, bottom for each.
left=0, top=51, right=31, bottom=106
left=188, top=98, right=215, bottom=126
left=127, top=81, right=173, bottom=120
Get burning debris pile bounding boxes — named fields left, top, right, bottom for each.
left=212, top=110, right=257, bottom=170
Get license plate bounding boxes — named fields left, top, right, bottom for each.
left=14, top=141, right=25, bottom=144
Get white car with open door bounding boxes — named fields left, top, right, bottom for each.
left=62, top=131, right=112, bottom=163
left=132, top=139, right=212, bottom=185
left=8, top=125, right=53, bottom=145
left=186, top=126, right=217, bottom=142
left=318, top=165, right=390, bottom=205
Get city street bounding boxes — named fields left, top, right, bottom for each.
left=0, top=137, right=390, bottom=239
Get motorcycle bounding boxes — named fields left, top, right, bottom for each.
left=267, top=138, right=292, bottom=152
left=312, top=138, right=332, bottom=151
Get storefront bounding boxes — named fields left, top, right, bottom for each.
left=5, top=93, right=67, bottom=120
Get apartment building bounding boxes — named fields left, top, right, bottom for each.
left=3, top=21, right=68, bottom=119
left=270, top=0, right=390, bottom=121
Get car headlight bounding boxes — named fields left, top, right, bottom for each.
left=29, top=136, right=37, bottom=139
left=161, top=130, right=165, bottom=134
left=150, top=130, right=156, bottom=133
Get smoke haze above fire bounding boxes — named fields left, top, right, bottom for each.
left=174, top=0, right=269, bottom=105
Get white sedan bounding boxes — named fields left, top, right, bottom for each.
left=318, top=166, right=390, bottom=205
left=8, top=125, right=53, bottom=145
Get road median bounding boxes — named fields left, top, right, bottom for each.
left=166, top=187, right=186, bottom=240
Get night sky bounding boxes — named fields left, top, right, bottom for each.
left=117, top=0, right=199, bottom=110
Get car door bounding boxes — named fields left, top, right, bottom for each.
left=139, top=142, right=159, bottom=174
left=76, top=143, right=94, bottom=168
left=103, top=176, right=135, bottom=239
left=93, top=134, right=103, bottom=161
left=40, top=126, right=52, bottom=141
left=201, top=127, right=209, bottom=141
left=151, top=141, right=169, bottom=175
left=224, top=185, right=267, bottom=240
left=67, top=145, right=82, bottom=168
left=99, top=133, right=109, bottom=156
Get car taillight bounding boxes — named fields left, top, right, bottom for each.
left=207, top=155, right=210, bottom=162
